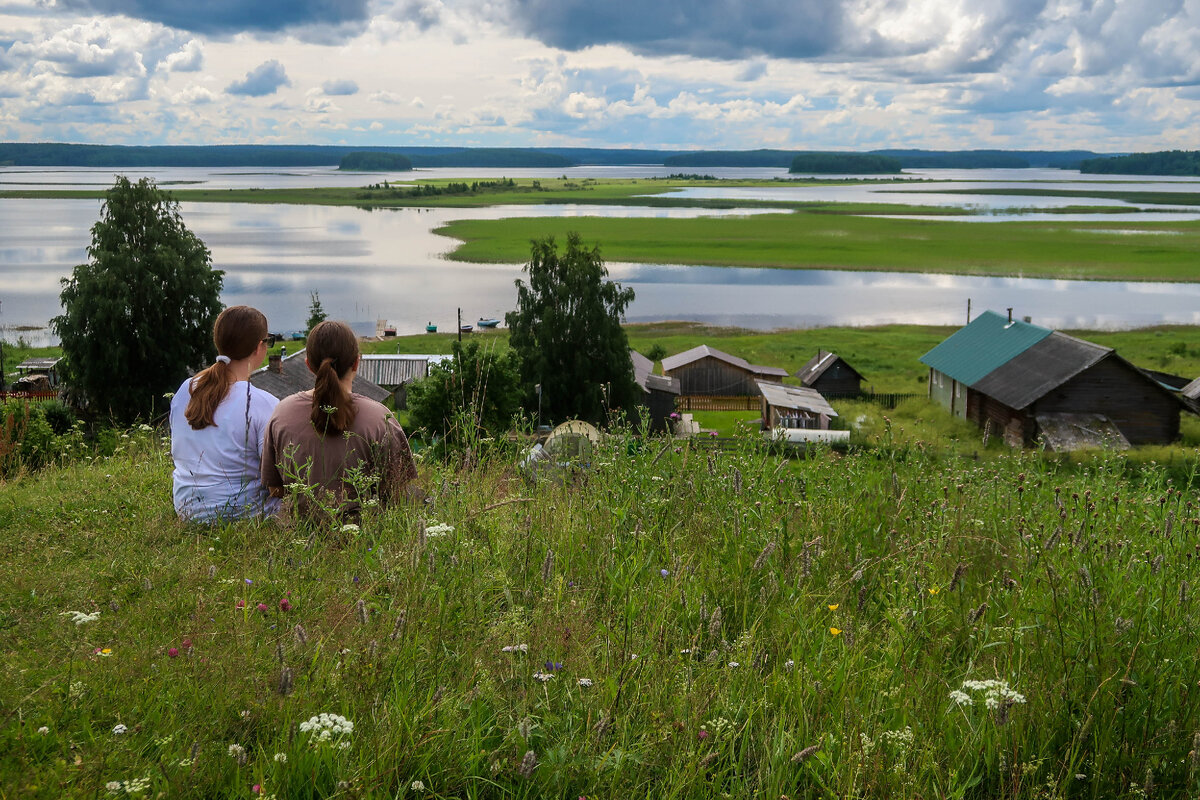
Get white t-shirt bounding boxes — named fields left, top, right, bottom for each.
left=170, top=376, right=281, bottom=521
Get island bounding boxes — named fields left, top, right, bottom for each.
left=338, top=151, right=413, bottom=171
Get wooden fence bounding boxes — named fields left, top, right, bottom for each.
left=0, top=391, right=59, bottom=403
left=678, top=395, right=760, bottom=412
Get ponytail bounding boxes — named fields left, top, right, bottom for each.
left=184, top=305, right=269, bottom=430
left=185, top=361, right=236, bottom=430
left=311, top=356, right=356, bottom=435
left=306, top=320, right=360, bottom=436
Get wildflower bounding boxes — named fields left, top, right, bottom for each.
left=660, top=569, right=670, bottom=578
left=299, top=713, right=354, bottom=744
left=533, top=672, right=554, bottom=683
left=279, top=598, right=292, bottom=612
left=827, top=604, right=838, bottom=611
left=949, top=690, right=972, bottom=706
left=518, top=750, right=538, bottom=779
left=236, top=599, right=246, bottom=609
left=680, top=648, right=692, bottom=655
left=112, top=724, right=127, bottom=735
left=578, top=678, right=594, bottom=687
left=256, top=603, right=269, bottom=612
left=501, top=644, right=528, bottom=653
left=94, top=647, right=113, bottom=657
left=168, top=648, right=179, bottom=658
left=62, top=610, right=100, bottom=626
left=829, top=627, right=841, bottom=636
left=106, top=781, right=122, bottom=793
left=728, top=661, right=740, bottom=668
left=228, top=743, right=247, bottom=764
left=273, top=753, right=288, bottom=763
left=697, top=728, right=710, bottom=740
left=544, top=661, right=564, bottom=672
left=630, top=653, right=639, bottom=660
left=340, top=523, right=360, bottom=534
left=245, top=579, right=253, bottom=585
left=411, top=780, right=426, bottom=792
left=252, top=785, right=261, bottom=794
left=784, top=659, right=795, bottom=671
left=928, top=586, right=940, bottom=595
left=37, top=726, right=49, bottom=735
left=182, top=638, right=192, bottom=650
left=424, top=522, right=454, bottom=537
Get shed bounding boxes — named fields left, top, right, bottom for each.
left=661, top=345, right=788, bottom=396
left=631, top=350, right=680, bottom=433
left=356, top=354, right=451, bottom=408
left=15, top=357, right=63, bottom=387
left=756, top=380, right=838, bottom=431
left=795, top=351, right=864, bottom=396
left=250, top=350, right=391, bottom=404
left=920, top=310, right=1182, bottom=448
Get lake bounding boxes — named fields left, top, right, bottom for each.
left=3, top=166, right=1200, bottom=343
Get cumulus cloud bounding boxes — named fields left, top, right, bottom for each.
left=498, top=0, right=842, bottom=59
left=163, top=39, right=203, bottom=71
left=226, top=59, right=290, bottom=96
left=322, top=78, right=358, bottom=95
left=8, top=20, right=146, bottom=77
left=56, top=0, right=372, bottom=38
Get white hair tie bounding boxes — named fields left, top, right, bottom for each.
left=215, top=355, right=231, bottom=364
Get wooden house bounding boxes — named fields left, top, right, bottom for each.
left=661, top=345, right=788, bottom=396
left=356, top=354, right=451, bottom=408
left=250, top=351, right=391, bottom=404
left=757, top=381, right=837, bottom=430
left=920, top=310, right=1182, bottom=449
left=631, top=350, right=680, bottom=433
left=795, top=351, right=864, bottom=396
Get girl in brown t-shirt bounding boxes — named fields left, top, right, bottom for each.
left=261, top=321, right=417, bottom=519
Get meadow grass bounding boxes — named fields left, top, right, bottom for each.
left=434, top=213, right=1200, bottom=282
left=4, top=423, right=1200, bottom=798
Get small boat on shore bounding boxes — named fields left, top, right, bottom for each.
left=425, top=322, right=437, bottom=333
left=460, top=324, right=473, bottom=333
left=477, top=318, right=500, bottom=328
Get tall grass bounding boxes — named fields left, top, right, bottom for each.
left=2, top=426, right=1200, bottom=797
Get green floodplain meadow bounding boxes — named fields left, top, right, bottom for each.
left=8, top=177, right=1200, bottom=797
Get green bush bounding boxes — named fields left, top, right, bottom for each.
left=0, top=400, right=55, bottom=475
left=40, top=400, right=76, bottom=435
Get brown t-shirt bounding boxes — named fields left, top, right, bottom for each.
left=261, top=391, right=417, bottom=518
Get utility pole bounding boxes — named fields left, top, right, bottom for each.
left=966, top=298, right=971, bottom=325
left=457, top=307, right=462, bottom=343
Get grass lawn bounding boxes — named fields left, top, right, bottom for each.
left=434, top=212, right=1200, bottom=282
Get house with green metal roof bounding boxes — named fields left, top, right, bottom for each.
left=920, top=310, right=1182, bottom=449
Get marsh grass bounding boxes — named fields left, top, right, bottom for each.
left=3, top=421, right=1200, bottom=798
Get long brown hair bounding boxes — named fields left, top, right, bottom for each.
left=185, top=306, right=268, bottom=430
left=308, top=320, right=359, bottom=436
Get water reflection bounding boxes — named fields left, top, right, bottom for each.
left=4, top=188, right=1200, bottom=341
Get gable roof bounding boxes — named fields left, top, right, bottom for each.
left=250, top=350, right=391, bottom=403
left=357, top=354, right=451, bottom=387
left=662, top=344, right=787, bottom=378
left=630, top=350, right=680, bottom=395
left=796, top=351, right=864, bottom=385
left=756, top=380, right=838, bottom=417
left=919, top=310, right=1052, bottom=386
left=970, top=332, right=1111, bottom=410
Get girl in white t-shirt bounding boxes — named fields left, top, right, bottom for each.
left=169, top=305, right=280, bottom=521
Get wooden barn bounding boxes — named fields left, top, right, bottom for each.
left=250, top=351, right=391, bottom=404
left=757, top=380, right=837, bottom=430
left=661, top=345, right=788, bottom=396
left=356, top=354, right=451, bottom=409
left=920, top=310, right=1182, bottom=449
left=795, top=351, right=864, bottom=396
left=630, top=350, right=680, bottom=433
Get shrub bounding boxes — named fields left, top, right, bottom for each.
left=0, top=400, right=55, bottom=475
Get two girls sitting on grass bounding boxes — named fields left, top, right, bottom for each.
left=170, top=310, right=416, bottom=522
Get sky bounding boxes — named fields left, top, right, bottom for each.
left=1, top=0, right=1198, bottom=151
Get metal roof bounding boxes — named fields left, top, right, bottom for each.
left=796, top=351, right=863, bottom=385
left=16, top=357, right=62, bottom=371
left=756, top=380, right=838, bottom=417
left=630, top=350, right=680, bottom=395
left=250, top=350, right=391, bottom=403
left=971, top=332, right=1111, bottom=410
left=661, top=344, right=786, bottom=378
left=919, top=310, right=1052, bottom=386
left=357, top=355, right=430, bottom=387
left=1182, top=376, right=1200, bottom=400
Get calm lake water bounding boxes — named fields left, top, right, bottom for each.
left=3, top=166, right=1200, bottom=343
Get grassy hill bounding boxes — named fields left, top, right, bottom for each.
left=2, top=425, right=1200, bottom=797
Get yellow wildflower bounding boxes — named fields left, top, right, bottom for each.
left=828, top=604, right=839, bottom=611
left=928, top=587, right=940, bottom=595
left=829, top=627, right=842, bottom=636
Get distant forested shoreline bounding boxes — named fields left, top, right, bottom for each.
left=1079, top=150, right=1200, bottom=176
left=789, top=152, right=902, bottom=174
left=0, top=142, right=1116, bottom=170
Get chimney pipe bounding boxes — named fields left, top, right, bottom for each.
left=269, top=354, right=282, bottom=374
left=1007, top=307, right=1013, bottom=323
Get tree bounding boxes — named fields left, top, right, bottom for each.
left=406, top=340, right=520, bottom=444
left=505, top=233, right=639, bottom=425
left=306, top=291, right=327, bottom=333
left=52, top=176, right=223, bottom=422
